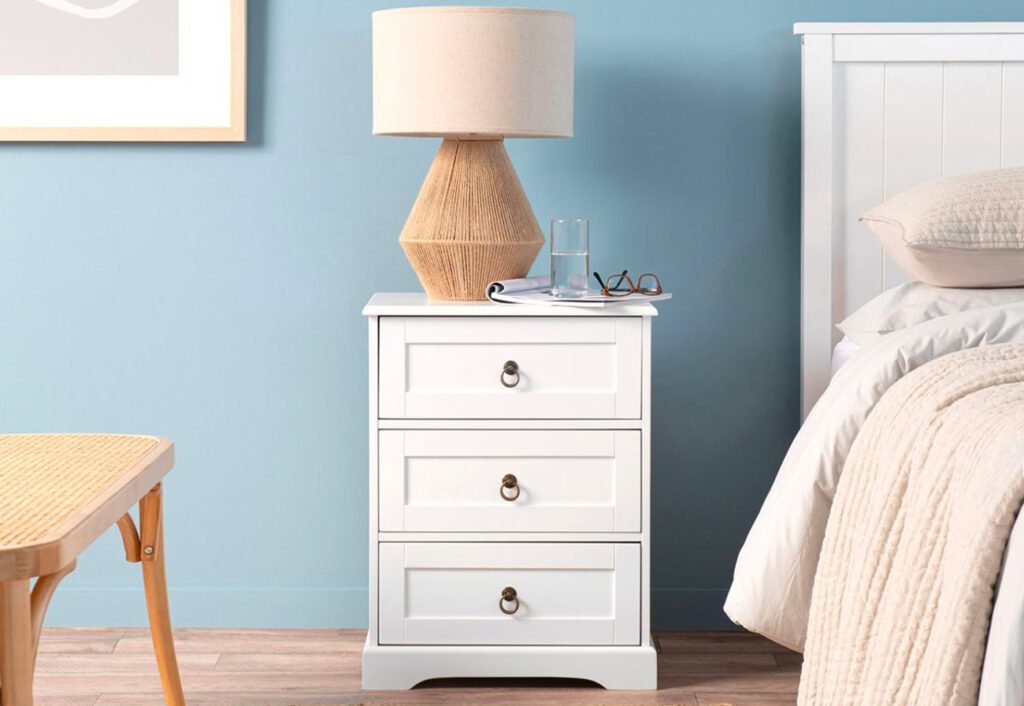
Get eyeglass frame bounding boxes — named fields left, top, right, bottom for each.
left=592, top=270, right=663, bottom=297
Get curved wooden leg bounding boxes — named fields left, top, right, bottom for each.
left=30, top=559, right=77, bottom=671
left=116, top=514, right=142, bottom=563
left=0, top=579, right=34, bottom=706
left=139, top=484, right=185, bottom=706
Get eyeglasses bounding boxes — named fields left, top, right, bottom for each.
left=593, top=270, right=662, bottom=297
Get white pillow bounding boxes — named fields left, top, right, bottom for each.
left=837, top=282, right=1024, bottom=345
left=860, top=166, right=1024, bottom=287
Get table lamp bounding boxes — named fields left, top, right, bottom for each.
left=372, top=7, right=575, bottom=300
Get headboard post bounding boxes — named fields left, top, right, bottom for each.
left=800, top=33, right=835, bottom=420
left=795, top=22, right=1024, bottom=420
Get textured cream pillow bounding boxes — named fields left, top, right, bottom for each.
left=861, top=166, right=1024, bottom=287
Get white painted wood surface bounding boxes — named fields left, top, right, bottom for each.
left=795, top=23, right=1024, bottom=35
left=833, top=62, right=884, bottom=348
left=834, top=34, right=1024, bottom=62
left=1005, top=64, right=1024, bottom=165
left=362, top=292, right=658, bottom=318
left=361, top=642, right=658, bottom=690
left=943, top=63, right=1003, bottom=174
left=378, top=543, right=640, bottom=647
left=799, top=33, right=835, bottom=420
left=378, top=430, right=641, bottom=533
left=378, top=316, right=642, bottom=419
left=377, top=418, right=646, bottom=430
left=881, top=62, right=942, bottom=289
left=364, top=297, right=657, bottom=689
left=366, top=316, right=380, bottom=647
left=796, top=24, right=1024, bottom=417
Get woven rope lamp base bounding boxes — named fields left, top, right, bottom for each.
left=399, top=138, right=544, bottom=301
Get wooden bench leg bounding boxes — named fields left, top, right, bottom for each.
left=0, top=579, right=34, bottom=706
left=139, top=484, right=185, bottom=706
left=30, top=560, right=77, bottom=673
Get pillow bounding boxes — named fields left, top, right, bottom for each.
left=837, top=281, right=1024, bottom=345
left=860, top=166, right=1024, bottom=287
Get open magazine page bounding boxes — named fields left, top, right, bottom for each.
left=486, top=276, right=672, bottom=306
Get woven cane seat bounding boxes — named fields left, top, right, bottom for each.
left=0, top=433, right=182, bottom=704
left=0, top=434, right=163, bottom=549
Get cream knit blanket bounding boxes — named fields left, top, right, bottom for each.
left=799, top=344, right=1024, bottom=705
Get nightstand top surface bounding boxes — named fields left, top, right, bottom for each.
left=363, top=293, right=658, bottom=317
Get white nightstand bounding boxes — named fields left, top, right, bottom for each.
left=361, top=293, right=659, bottom=690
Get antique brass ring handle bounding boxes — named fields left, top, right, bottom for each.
left=499, top=586, right=519, bottom=615
left=500, top=473, right=520, bottom=501
left=501, top=360, right=520, bottom=388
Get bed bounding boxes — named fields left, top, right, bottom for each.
left=726, top=22, right=1024, bottom=705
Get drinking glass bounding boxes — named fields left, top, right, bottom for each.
left=550, top=218, right=589, bottom=298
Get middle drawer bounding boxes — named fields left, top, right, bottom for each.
left=379, top=430, right=641, bottom=533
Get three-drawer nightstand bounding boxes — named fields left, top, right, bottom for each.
left=362, top=293, right=659, bottom=690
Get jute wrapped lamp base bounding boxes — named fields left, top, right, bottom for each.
left=399, top=138, right=544, bottom=300
left=373, top=6, right=574, bottom=300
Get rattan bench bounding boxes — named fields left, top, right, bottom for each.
left=0, top=434, right=184, bottom=706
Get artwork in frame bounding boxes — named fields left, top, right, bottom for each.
left=0, top=0, right=246, bottom=141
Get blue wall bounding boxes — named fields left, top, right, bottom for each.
left=3, top=0, right=1023, bottom=629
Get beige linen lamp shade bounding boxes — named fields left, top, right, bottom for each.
left=373, top=7, right=574, bottom=137
left=372, top=6, right=575, bottom=300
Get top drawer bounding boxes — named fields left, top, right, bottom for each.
left=378, top=317, right=642, bottom=419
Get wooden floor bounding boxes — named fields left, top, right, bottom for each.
left=33, top=628, right=801, bottom=706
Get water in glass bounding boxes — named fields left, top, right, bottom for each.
left=550, top=218, right=589, bottom=298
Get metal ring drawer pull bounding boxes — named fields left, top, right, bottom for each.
left=500, top=474, right=520, bottom=501
left=499, top=586, right=519, bottom=615
left=500, top=360, right=520, bottom=388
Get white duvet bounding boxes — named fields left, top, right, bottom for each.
left=725, top=303, right=1024, bottom=705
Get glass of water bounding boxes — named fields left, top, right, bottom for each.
left=550, top=218, right=589, bottom=298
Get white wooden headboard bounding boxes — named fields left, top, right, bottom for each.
left=797, top=22, right=1024, bottom=418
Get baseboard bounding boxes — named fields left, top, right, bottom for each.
left=46, top=587, right=736, bottom=630
left=45, top=588, right=369, bottom=628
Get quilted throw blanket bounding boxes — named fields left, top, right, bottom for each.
left=799, top=344, right=1024, bottom=705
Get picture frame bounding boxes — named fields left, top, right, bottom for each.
left=0, top=0, right=246, bottom=142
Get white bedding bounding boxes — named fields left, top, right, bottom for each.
left=983, top=506, right=1024, bottom=704
left=829, top=336, right=860, bottom=377
left=725, top=302, right=1024, bottom=705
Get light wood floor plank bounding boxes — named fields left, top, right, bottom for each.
left=35, top=697, right=99, bottom=706
left=113, top=628, right=357, bottom=654
left=214, top=652, right=360, bottom=673
left=35, top=672, right=354, bottom=694
left=38, top=629, right=122, bottom=655
left=35, top=652, right=220, bottom=674
left=398, top=680, right=701, bottom=706
left=697, top=693, right=799, bottom=706
left=656, top=631, right=794, bottom=653
left=657, top=652, right=781, bottom=671
left=34, top=628, right=800, bottom=705
left=93, top=694, right=363, bottom=706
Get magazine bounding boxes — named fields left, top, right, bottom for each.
left=486, top=276, right=672, bottom=307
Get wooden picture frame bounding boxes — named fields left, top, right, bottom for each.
left=0, top=0, right=246, bottom=142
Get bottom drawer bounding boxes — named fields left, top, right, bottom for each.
left=378, top=542, right=640, bottom=646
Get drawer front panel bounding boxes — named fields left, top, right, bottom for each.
left=378, top=543, right=640, bottom=646
left=378, top=317, right=642, bottom=419
left=379, top=430, right=641, bottom=532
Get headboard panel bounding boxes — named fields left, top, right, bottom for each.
left=796, top=23, right=1024, bottom=418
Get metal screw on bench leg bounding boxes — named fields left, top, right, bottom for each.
left=143, top=546, right=155, bottom=556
